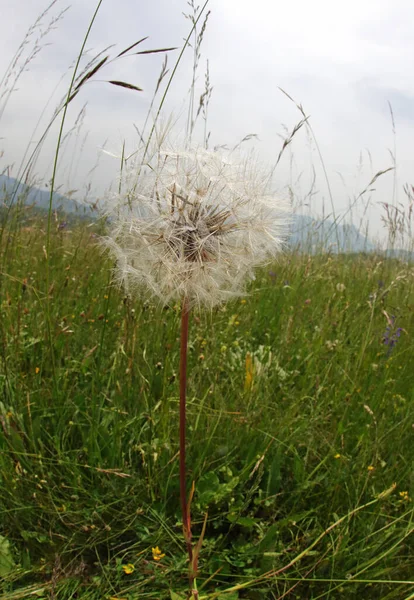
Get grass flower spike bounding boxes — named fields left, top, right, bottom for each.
left=104, top=143, right=290, bottom=308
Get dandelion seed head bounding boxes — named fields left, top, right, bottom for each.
left=103, top=142, right=290, bottom=308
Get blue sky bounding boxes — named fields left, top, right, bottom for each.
left=1, top=0, right=414, bottom=244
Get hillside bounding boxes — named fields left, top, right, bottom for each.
left=1, top=174, right=381, bottom=254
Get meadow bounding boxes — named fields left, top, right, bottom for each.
left=1, top=2, right=414, bottom=598
left=0, top=206, right=413, bottom=599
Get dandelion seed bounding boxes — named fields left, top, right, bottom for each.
left=103, top=142, right=290, bottom=309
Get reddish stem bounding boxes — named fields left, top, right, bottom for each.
left=180, top=297, right=193, bottom=565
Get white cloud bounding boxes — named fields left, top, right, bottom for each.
left=1, top=0, right=413, bottom=244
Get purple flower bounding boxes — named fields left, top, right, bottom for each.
left=382, top=315, right=403, bottom=355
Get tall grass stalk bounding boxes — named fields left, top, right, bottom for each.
left=44, top=0, right=104, bottom=398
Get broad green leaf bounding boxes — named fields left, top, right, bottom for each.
left=0, top=535, right=14, bottom=578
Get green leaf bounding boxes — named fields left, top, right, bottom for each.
left=227, top=514, right=256, bottom=528
left=197, top=471, right=220, bottom=505
left=21, top=530, right=49, bottom=544
left=0, top=535, right=14, bottom=578
left=170, top=592, right=186, bottom=600
left=197, top=471, right=240, bottom=507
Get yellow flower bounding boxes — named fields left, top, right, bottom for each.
left=228, top=314, right=238, bottom=326
left=244, top=352, right=254, bottom=392
left=122, top=563, right=135, bottom=574
left=367, top=465, right=375, bottom=471
left=35, top=367, right=40, bottom=374
left=334, top=453, right=341, bottom=459
left=241, top=299, right=247, bottom=304
left=152, top=546, right=165, bottom=561
left=399, top=491, right=410, bottom=501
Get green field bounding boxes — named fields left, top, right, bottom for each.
left=0, top=209, right=413, bottom=599
left=1, top=3, right=414, bottom=597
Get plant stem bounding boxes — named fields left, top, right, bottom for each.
left=45, top=0, right=104, bottom=400
left=180, top=297, right=193, bottom=567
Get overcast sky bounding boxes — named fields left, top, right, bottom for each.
left=1, top=0, right=414, bottom=244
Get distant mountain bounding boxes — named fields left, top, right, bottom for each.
left=2, top=174, right=412, bottom=259
left=0, top=174, right=92, bottom=217
left=382, top=247, right=414, bottom=261
left=289, top=213, right=375, bottom=254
